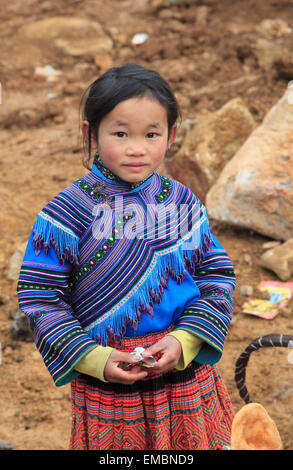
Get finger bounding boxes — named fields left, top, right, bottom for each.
left=141, top=343, right=163, bottom=358
left=111, top=365, right=148, bottom=384
left=146, top=358, right=168, bottom=374
left=143, top=350, right=178, bottom=374
left=113, top=350, right=142, bottom=365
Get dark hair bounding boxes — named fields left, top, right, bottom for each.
left=80, top=62, right=181, bottom=168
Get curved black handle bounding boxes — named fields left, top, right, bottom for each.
left=234, top=334, right=293, bottom=403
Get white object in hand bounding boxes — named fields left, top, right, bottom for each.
left=131, top=347, right=157, bottom=367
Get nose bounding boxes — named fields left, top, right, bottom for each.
left=126, top=139, right=146, bottom=157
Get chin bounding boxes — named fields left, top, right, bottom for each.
left=121, top=170, right=152, bottom=183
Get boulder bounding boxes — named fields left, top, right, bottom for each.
left=55, top=37, right=113, bottom=57
left=20, top=17, right=113, bottom=57
left=167, top=98, right=256, bottom=201
left=205, top=87, right=293, bottom=241
left=259, top=238, right=293, bottom=281
left=20, top=16, right=104, bottom=40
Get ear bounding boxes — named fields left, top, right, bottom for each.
left=167, top=124, right=177, bottom=149
left=81, top=120, right=90, bottom=142
left=82, top=120, right=98, bottom=152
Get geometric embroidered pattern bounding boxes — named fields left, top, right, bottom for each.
left=76, top=171, right=172, bottom=204
left=201, top=288, right=233, bottom=304
left=68, top=211, right=135, bottom=288
left=70, top=362, right=234, bottom=450
left=44, top=328, right=85, bottom=365
left=155, top=176, right=172, bottom=203
left=69, top=329, right=235, bottom=450
left=75, top=179, right=102, bottom=201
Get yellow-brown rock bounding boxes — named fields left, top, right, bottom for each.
left=206, top=88, right=293, bottom=241
left=167, top=98, right=256, bottom=201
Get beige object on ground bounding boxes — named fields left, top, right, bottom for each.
left=231, top=403, right=283, bottom=450
left=259, top=238, right=293, bottom=281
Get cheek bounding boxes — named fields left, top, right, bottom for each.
left=153, top=142, right=168, bottom=161
left=106, top=146, right=120, bottom=160
left=98, top=140, right=121, bottom=161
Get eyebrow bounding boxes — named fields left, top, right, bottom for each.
left=112, top=121, right=162, bottom=129
left=148, top=123, right=162, bottom=129
left=113, top=121, right=128, bottom=127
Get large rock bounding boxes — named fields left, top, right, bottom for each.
left=21, top=16, right=104, bottom=40
left=20, top=17, right=113, bottom=56
left=167, top=98, right=256, bottom=201
left=206, top=88, right=293, bottom=241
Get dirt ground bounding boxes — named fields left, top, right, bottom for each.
left=1, top=0, right=293, bottom=451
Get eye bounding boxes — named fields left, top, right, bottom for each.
left=115, top=131, right=127, bottom=138
left=147, top=132, right=159, bottom=138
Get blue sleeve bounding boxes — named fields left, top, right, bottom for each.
left=174, top=233, right=236, bottom=364
left=17, top=222, right=97, bottom=386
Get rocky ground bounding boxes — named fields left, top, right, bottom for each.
left=0, top=0, right=293, bottom=451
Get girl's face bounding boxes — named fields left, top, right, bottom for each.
left=83, top=95, right=177, bottom=183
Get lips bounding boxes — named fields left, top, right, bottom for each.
left=122, top=163, right=148, bottom=171
left=123, top=163, right=147, bottom=167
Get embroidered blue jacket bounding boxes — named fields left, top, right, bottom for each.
left=17, top=159, right=236, bottom=386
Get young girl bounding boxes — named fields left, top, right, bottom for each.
left=17, top=63, right=236, bottom=450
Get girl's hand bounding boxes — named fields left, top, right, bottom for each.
left=104, top=349, right=148, bottom=384
left=141, top=335, right=182, bottom=375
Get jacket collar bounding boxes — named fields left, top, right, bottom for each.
left=91, top=154, right=154, bottom=192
